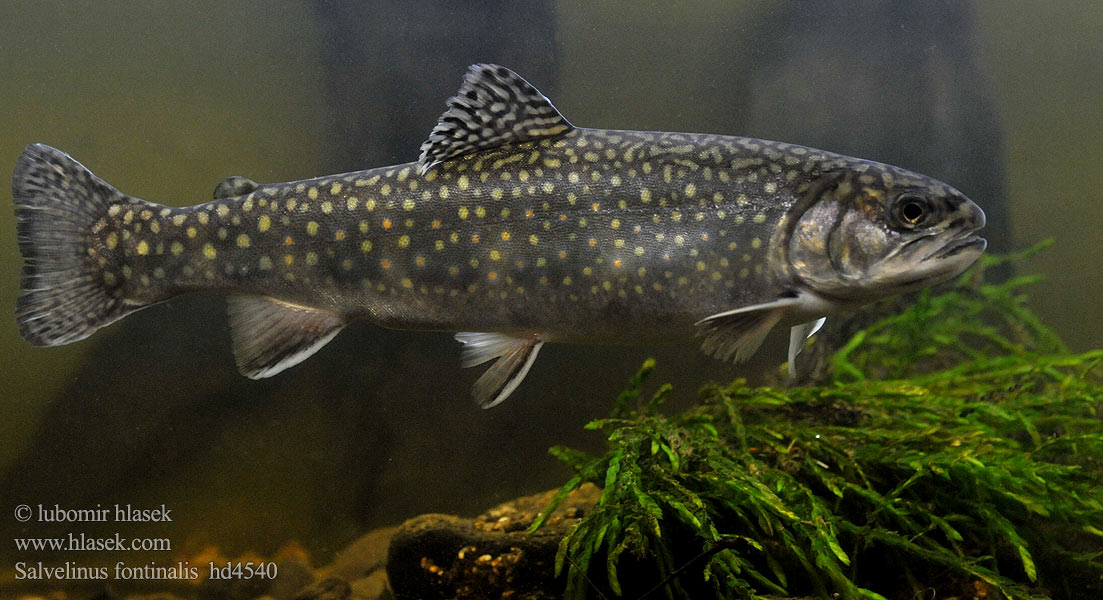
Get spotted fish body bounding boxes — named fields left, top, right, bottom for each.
left=13, top=65, right=987, bottom=407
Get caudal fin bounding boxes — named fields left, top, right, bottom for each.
left=13, top=144, right=137, bottom=346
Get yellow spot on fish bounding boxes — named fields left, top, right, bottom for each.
left=283, top=254, right=295, bottom=266
left=764, top=182, right=777, bottom=193
left=150, top=221, right=161, bottom=234
left=284, top=235, right=294, bottom=246
left=634, top=246, right=645, bottom=256
left=542, top=182, right=554, bottom=193
left=613, top=259, right=623, bottom=268
left=490, top=250, right=501, bottom=261
left=487, top=271, right=498, bottom=281
left=382, top=218, right=393, bottom=229
left=457, top=207, right=469, bottom=220
left=458, top=174, right=469, bottom=190
left=306, top=252, right=318, bottom=265
left=754, top=213, right=766, bottom=224
left=366, top=198, right=376, bottom=211
left=401, top=278, right=413, bottom=288
left=592, top=202, right=600, bottom=212
left=588, top=238, right=598, bottom=247
left=258, top=215, right=271, bottom=232
left=610, top=219, right=621, bottom=230
left=308, top=187, right=319, bottom=200
left=448, top=266, right=460, bottom=276
left=216, top=205, right=229, bottom=218
left=197, top=212, right=210, bottom=225
left=357, top=240, right=371, bottom=254
left=438, top=185, right=449, bottom=199
left=186, top=227, right=197, bottom=238
left=347, top=197, right=359, bottom=211
left=380, top=259, right=391, bottom=269
left=399, top=198, right=414, bottom=211
left=307, top=221, right=319, bottom=236
left=397, top=167, right=410, bottom=182
left=203, top=243, right=216, bottom=259
left=335, top=230, right=346, bottom=241
left=675, top=235, right=685, bottom=245
left=381, top=184, right=392, bottom=196
left=685, top=183, right=696, bottom=198
left=105, top=232, right=118, bottom=249
left=398, top=235, right=410, bottom=248
left=559, top=250, right=567, bottom=259
left=170, top=241, right=184, bottom=256
left=475, top=206, right=486, bottom=218
left=752, top=238, right=762, bottom=249
left=501, top=231, right=511, bottom=241
left=321, top=201, right=333, bottom=214
left=237, top=233, right=251, bottom=248
left=434, top=240, right=445, bottom=251
left=259, top=256, right=273, bottom=270
left=415, top=256, right=426, bottom=267
left=172, top=214, right=187, bottom=226
left=135, top=240, right=149, bottom=255
left=330, top=182, right=342, bottom=195
left=491, top=188, right=503, bottom=200
left=672, top=211, right=683, bottom=222
left=471, top=234, right=480, bottom=244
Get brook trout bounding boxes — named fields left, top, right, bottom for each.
left=13, top=64, right=986, bottom=407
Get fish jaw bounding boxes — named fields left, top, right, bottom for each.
left=783, top=164, right=988, bottom=304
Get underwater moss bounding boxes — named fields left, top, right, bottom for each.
left=534, top=243, right=1103, bottom=600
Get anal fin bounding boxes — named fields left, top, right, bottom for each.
left=695, top=297, right=804, bottom=363
left=227, top=295, right=345, bottom=379
left=787, top=317, right=827, bottom=378
left=455, top=332, right=544, bottom=409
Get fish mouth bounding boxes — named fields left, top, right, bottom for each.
left=934, top=235, right=987, bottom=259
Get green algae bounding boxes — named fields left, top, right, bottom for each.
left=535, top=244, right=1103, bottom=600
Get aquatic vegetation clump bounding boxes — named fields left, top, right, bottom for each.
left=536, top=249, right=1103, bottom=600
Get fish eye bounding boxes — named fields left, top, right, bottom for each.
left=892, top=194, right=933, bottom=228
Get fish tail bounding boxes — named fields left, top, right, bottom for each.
left=13, top=143, right=144, bottom=346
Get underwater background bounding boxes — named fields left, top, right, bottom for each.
left=0, top=1, right=1100, bottom=596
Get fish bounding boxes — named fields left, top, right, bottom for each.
left=13, top=64, right=986, bottom=407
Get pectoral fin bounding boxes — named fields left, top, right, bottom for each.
left=227, top=295, right=346, bottom=379
left=455, top=332, right=544, bottom=409
left=695, top=297, right=804, bottom=363
left=787, top=317, right=826, bottom=378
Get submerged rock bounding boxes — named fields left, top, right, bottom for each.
left=385, top=484, right=600, bottom=600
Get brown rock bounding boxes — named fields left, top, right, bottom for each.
left=386, top=484, right=600, bottom=600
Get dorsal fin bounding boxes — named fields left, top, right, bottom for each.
left=213, top=176, right=258, bottom=200
left=417, top=64, right=573, bottom=175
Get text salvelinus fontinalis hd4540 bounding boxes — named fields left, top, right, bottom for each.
left=13, top=64, right=986, bottom=407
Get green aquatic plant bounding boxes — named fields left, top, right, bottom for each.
left=534, top=244, right=1103, bottom=600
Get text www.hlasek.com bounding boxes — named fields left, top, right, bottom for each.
left=14, top=533, right=171, bottom=552
left=12, top=503, right=278, bottom=582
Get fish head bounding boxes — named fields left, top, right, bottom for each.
left=784, top=165, right=986, bottom=303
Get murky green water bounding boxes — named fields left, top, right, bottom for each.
left=1, top=2, right=1099, bottom=597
